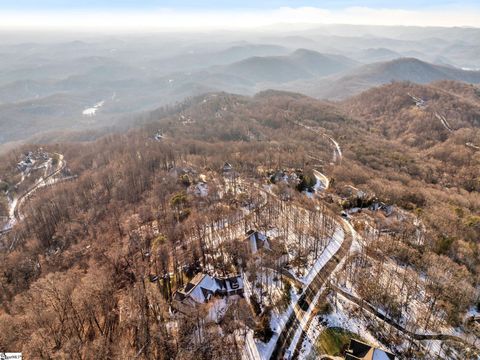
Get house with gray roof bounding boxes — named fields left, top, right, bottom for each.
left=345, top=339, right=395, bottom=360
left=173, top=273, right=244, bottom=309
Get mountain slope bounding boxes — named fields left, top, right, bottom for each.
left=298, top=58, right=480, bottom=99
left=340, top=81, right=480, bottom=149
left=354, top=58, right=480, bottom=84
left=218, top=49, right=358, bottom=83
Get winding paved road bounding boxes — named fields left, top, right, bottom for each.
left=1, top=153, right=65, bottom=236
left=269, top=217, right=354, bottom=360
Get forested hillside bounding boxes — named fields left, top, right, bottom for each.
left=0, top=86, right=479, bottom=359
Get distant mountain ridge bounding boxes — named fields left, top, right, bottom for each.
left=356, top=57, right=480, bottom=84
left=149, top=43, right=291, bottom=73
left=218, top=49, right=358, bottom=83
left=291, top=57, right=480, bottom=100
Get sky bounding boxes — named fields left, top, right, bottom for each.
left=2, top=0, right=479, bottom=10
left=0, top=0, right=479, bottom=30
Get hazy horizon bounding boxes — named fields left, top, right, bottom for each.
left=1, top=0, right=480, bottom=31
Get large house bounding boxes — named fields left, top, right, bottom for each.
left=244, top=229, right=271, bottom=254
left=345, top=339, right=395, bottom=360
left=173, top=273, right=244, bottom=308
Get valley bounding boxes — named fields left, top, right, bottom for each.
left=1, top=25, right=480, bottom=151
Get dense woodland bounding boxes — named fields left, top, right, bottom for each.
left=0, top=82, right=479, bottom=359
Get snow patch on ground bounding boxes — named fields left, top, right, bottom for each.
left=255, top=297, right=298, bottom=360
left=313, top=170, right=329, bottom=191
left=299, top=293, right=381, bottom=360
left=208, top=298, right=228, bottom=322
left=82, top=100, right=105, bottom=116
left=302, top=226, right=343, bottom=284
left=194, top=182, right=209, bottom=197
